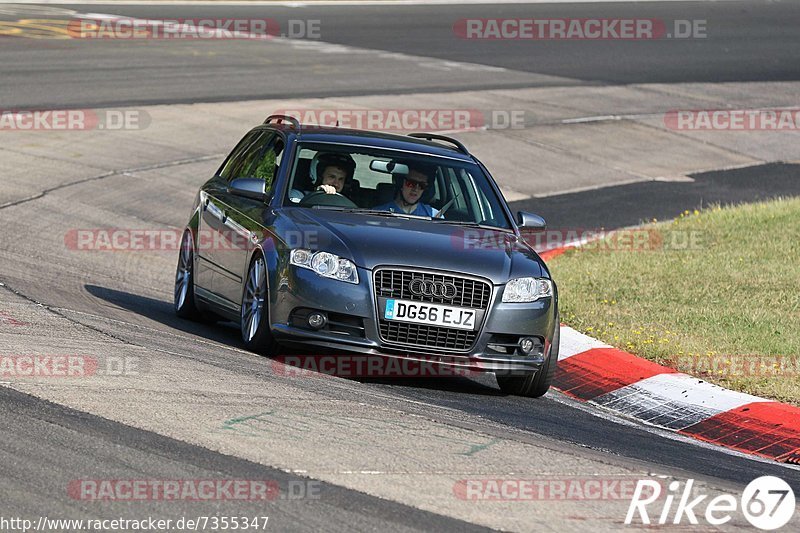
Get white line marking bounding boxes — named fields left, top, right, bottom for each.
left=562, top=115, right=623, bottom=124
left=75, top=12, right=509, bottom=74
left=562, top=105, right=800, bottom=126
left=548, top=391, right=800, bottom=470
left=558, top=325, right=610, bottom=360
left=602, top=373, right=769, bottom=413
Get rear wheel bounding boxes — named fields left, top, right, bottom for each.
left=497, top=316, right=560, bottom=397
left=174, top=230, right=201, bottom=319
left=241, top=255, right=280, bottom=356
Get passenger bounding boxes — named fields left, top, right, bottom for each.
left=374, top=163, right=439, bottom=217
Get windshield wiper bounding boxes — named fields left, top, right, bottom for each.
left=340, top=209, right=430, bottom=220
left=429, top=219, right=513, bottom=232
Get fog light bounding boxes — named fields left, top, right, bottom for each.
left=308, top=312, right=327, bottom=330
left=519, top=337, right=536, bottom=355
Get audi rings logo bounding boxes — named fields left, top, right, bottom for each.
left=408, top=278, right=458, bottom=299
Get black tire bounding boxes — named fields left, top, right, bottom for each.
left=174, top=230, right=202, bottom=320
left=497, top=316, right=560, bottom=398
left=241, top=254, right=280, bottom=356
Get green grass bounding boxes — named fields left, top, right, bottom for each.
left=548, top=197, right=800, bottom=405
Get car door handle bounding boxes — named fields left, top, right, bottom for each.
left=206, top=201, right=225, bottom=221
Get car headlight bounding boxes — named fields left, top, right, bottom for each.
left=502, top=277, right=552, bottom=303
left=290, top=249, right=359, bottom=284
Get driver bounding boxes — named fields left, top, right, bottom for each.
left=289, top=152, right=356, bottom=202
left=375, top=162, right=439, bottom=217
left=314, top=152, right=355, bottom=194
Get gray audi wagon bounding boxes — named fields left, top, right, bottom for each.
left=175, top=115, right=559, bottom=397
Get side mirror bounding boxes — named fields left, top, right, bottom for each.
left=517, top=211, right=546, bottom=230
left=229, top=178, right=267, bottom=202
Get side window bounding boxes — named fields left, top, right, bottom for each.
left=246, top=138, right=284, bottom=191
left=218, top=131, right=263, bottom=181
left=446, top=168, right=468, bottom=211
left=453, top=169, right=486, bottom=222
left=231, top=132, right=274, bottom=181
left=429, top=166, right=445, bottom=207
left=219, top=131, right=284, bottom=193
left=461, top=169, right=501, bottom=223
left=443, top=167, right=472, bottom=219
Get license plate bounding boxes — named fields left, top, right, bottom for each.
left=384, top=299, right=476, bottom=330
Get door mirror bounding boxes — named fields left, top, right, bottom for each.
left=517, top=211, right=546, bottom=230
left=229, top=178, right=267, bottom=202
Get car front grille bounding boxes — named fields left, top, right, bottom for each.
left=374, top=268, right=492, bottom=351
left=374, top=269, right=491, bottom=309
left=378, top=320, right=479, bottom=351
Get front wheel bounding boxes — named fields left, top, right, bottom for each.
left=497, top=316, right=560, bottom=398
left=174, top=230, right=201, bottom=319
left=241, top=255, right=280, bottom=356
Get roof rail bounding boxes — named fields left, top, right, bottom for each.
left=264, top=114, right=301, bottom=130
left=407, top=133, right=470, bottom=155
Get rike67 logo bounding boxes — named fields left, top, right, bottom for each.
left=626, top=476, right=796, bottom=530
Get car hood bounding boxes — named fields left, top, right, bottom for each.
left=281, top=208, right=546, bottom=283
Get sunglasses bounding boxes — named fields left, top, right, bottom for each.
left=404, top=179, right=428, bottom=191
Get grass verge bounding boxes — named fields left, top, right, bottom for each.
left=548, top=197, right=800, bottom=405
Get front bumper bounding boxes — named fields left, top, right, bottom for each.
left=269, top=266, right=557, bottom=374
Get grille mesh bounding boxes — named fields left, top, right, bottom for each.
left=375, top=270, right=490, bottom=308
left=375, top=269, right=491, bottom=351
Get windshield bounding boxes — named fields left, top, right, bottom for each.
left=283, top=142, right=512, bottom=230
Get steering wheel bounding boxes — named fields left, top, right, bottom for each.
left=298, top=190, right=358, bottom=209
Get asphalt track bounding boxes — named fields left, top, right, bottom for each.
left=2, top=1, right=800, bottom=531
left=511, top=162, right=800, bottom=230
left=44, top=284, right=800, bottom=485
left=1, top=386, right=491, bottom=533
left=0, top=1, right=799, bottom=108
